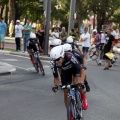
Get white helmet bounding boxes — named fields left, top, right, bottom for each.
left=30, top=32, right=36, bottom=39
left=66, top=37, right=73, bottom=43
left=50, top=46, right=64, bottom=61
left=51, top=39, right=61, bottom=46
left=63, top=43, right=72, bottom=52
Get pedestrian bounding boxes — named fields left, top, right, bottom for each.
left=50, top=27, right=59, bottom=49
left=114, top=29, right=119, bottom=44
left=23, top=20, right=32, bottom=53
left=15, top=20, right=24, bottom=51
left=9, top=20, right=14, bottom=37
left=70, top=29, right=76, bottom=40
left=35, top=20, right=41, bottom=32
left=0, top=17, right=7, bottom=50
left=80, top=27, right=90, bottom=61
left=103, top=29, right=115, bottom=70
left=60, top=27, right=67, bottom=43
left=36, top=24, right=45, bottom=50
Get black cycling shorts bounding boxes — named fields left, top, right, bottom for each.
left=61, top=67, right=80, bottom=86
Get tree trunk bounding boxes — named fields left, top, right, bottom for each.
left=0, top=6, right=4, bottom=17
left=8, top=0, right=15, bottom=24
left=2, top=5, right=8, bottom=24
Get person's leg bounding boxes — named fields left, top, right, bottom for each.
left=25, top=35, right=30, bottom=52
left=0, top=34, right=1, bottom=49
left=1, top=34, right=5, bottom=49
left=23, top=35, right=26, bottom=52
left=15, top=38, right=18, bottom=51
left=18, top=38, right=20, bottom=51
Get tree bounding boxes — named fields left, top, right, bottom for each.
left=88, top=0, right=120, bottom=31
left=8, top=0, right=15, bottom=24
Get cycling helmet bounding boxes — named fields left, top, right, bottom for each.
left=50, top=46, right=64, bottom=61
left=30, top=32, right=36, bottom=39
left=66, top=37, right=73, bottom=43
left=51, top=39, right=62, bottom=46
left=63, top=43, right=72, bottom=52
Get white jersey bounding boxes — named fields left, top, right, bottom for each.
left=15, top=24, right=24, bottom=38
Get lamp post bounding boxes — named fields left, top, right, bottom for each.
left=44, top=0, right=51, bottom=55
left=68, top=0, right=76, bottom=35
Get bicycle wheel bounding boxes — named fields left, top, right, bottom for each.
left=67, top=97, right=77, bottom=120
left=37, top=58, right=45, bottom=76
left=113, top=53, right=120, bottom=66
left=89, top=47, right=99, bottom=60
left=34, top=62, right=39, bottom=73
left=75, top=93, right=83, bottom=120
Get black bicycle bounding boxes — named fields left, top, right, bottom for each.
left=31, top=52, right=45, bottom=76
left=62, top=85, right=83, bottom=120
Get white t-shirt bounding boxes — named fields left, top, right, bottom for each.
left=101, top=33, right=106, bottom=43
left=15, top=24, right=24, bottom=38
left=111, top=31, right=116, bottom=37
left=81, top=32, right=90, bottom=47
left=115, top=32, right=119, bottom=39
left=50, top=32, right=59, bottom=45
left=51, top=32, right=59, bottom=40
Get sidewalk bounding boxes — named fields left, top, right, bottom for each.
left=0, top=62, right=16, bottom=75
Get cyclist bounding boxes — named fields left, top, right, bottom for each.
left=50, top=39, right=62, bottom=87
left=50, top=45, right=88, bottom=110
left=63, top=43, right=90, bottom=92
left=66, top=36, right=82, bottom=54
left=27, top=32, right=42, bottom=65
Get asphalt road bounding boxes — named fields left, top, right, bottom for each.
left=0, top=53, right=120, bottom=120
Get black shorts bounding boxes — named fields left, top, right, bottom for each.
left=61, top=68, right=80, bottom=86
left=82, top=47, right=89, bottom=53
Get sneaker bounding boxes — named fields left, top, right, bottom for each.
left=84, top=81, right=90, bottom=92
left=81, top=93, right=88, bottom=110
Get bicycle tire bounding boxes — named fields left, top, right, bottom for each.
left=89, top=47, right=99, bottom=60
left=37, top=58, right=45, bottom=76
left=113, top=53, right=120, bottom=66
left=67, top=97, right=77, bottom=120
left=34, top=62, right=39, bottom=73
left=75, top=93, right=83, bottom=120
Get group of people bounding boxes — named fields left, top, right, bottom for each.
left=90, top=28, right=119, bottom=69
left=14, top=19, right=45, bottom=52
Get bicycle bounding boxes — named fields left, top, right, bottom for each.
left=112, top=45, right=120, bottom=66
left=89, top=43, right=101, bottom=60
left=31, top=52, right=45, bottom=76
left=62, top=85, right=83, bottom=120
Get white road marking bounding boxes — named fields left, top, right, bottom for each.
left=2, top=59, right=20, bottom=61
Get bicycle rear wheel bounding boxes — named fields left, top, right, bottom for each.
left=67, top=97, right=77, bottom=120
left=89, top=47, right=99, bottom=60
left=37, top=58, right=45, bottom=76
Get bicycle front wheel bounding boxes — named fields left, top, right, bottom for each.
left=89, top=47, right=99, bottom=60
left=67, top=97, right=77, bottom=120
left=37, top=58, right=45, bottom=76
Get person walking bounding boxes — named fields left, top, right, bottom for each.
left=15, top=20, right=24, bottom=51
left=23, top=20, right=32, bottom=52
left=0, top=17, right=7, bottom=50
left=9, top=20, right=14, bottom=37
left=80, top=27, right=90, bottom=60
left=103, top=29, right=115, bottom=70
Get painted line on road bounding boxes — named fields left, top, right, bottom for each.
left=0, top=53, right=50, bottom=63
